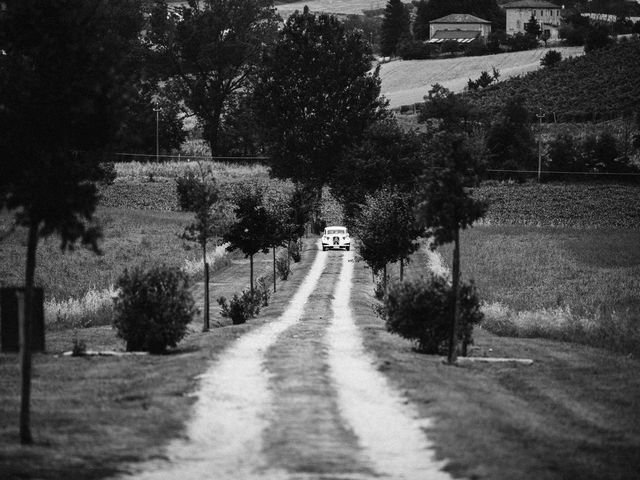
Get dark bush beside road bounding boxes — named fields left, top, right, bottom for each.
left=113, top=265, right=196, bottom=353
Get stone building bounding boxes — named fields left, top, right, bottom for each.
left=427, top=13, right=492, bottom=44
left=504, top=0, right=563, bottom=40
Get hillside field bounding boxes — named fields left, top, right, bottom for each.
left=276, top=0, right=385, bottom=17
left=379, top=46, right=584, bottom=109
left=466, top=40, right=640, bottom=121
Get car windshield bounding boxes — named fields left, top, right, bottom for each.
left=327, top=229, right=346, bottom=235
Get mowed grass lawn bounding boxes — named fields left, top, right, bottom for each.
left=366, top=222, right=640, bottom=479
left=436, top=226, right=640, bottom=355
left=0, top=207, right=193, bottom=302
left=0, top=239, right=318, bottom=480
left=353, top=260, right=640, bottom=480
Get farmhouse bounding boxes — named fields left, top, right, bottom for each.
left=427, top=13, right=492, bottom=44
left=504, top=0, right=563, bottom=40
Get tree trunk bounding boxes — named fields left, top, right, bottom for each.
left=400, top=258, right=404, bottom=282
left=272, top=246, right=277, bottom=293
left=250, top=254, right=254, bottom=296
left=383, top=264, right=387, bottom=293
left=206, top=102, right=224, bottom=156
left=447, top=227, right=461, bottom=364
left=21, top=220, right=38, bottom=445
left=202, top=243, right=210, bottom=332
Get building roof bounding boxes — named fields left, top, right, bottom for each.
left=503, top=1, right=561, bottom=9
left=430, top=13, right=491, bottom=24
left=427, top=30, right=481, bottom=43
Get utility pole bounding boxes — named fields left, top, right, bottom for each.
left=153, top=97, right=161, bottom=162
left=536, top=108, right=544, bottom=182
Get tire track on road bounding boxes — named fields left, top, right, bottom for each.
left=115, top=243, right=327, bottom=480
left=262, top=251, right=375, bottom=478
left=327, top=251, right=453, bottom=480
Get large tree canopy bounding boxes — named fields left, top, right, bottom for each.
left=0, top=0, right=144, bottom=444
left=380, top=0, right=410, bottom=56
left=331, top=118, right=424, bottom=222
left=0, top=0, right=143, bottom=244
left=253, top=7, right=386, bottom=190
left=148, top=0, right=279, bottom=155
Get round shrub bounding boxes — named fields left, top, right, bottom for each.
left=113, top=265, right=196, bottom=353
left=540, top=49, right=562, bottom=68
left=378, top=275, right=483, bottom=355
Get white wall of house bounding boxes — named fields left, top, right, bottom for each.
left=506, top=7, right=561, bottom=37
left=429, top=22, right=492, bottom=39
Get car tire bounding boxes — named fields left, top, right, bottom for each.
left=345, top=246, right=350, bottom=251
left=322, top=246, right=327, bottom=251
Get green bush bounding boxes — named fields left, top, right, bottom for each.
left=397, top=39, right=432, bottom=60
left=289, top=239, right=302, bottom=263
left=218, top=290, right=261, bottom=325
left=377, top=275, right=483, bottom=355
left=276, top=253, right=291, bottom=280
left=98, top=162, right=117, bottom=185
left=175, top=170, right=200, bottom=211
left=540, top=49, right=562, bottom=68
left=113, top=265, right=196, bottom=353
left=218, top=276, right=271, bottom=324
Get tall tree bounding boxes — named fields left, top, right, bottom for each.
left=179, top=165, right=230, bottom=331
left=415, top=133, right=487, bottom=364
left=254, top=7, right=385, bottom=195
left=112, top=80, right=187, bottom=155
left=0, top=0, right=143, bottom=444
left=381, top=0, right=410, bottom=56
left=148, top=0, right=279, bottom=155
left=524, top=14, right=542, bottom=38
left=485, top=95, right=536, bottom=171
left=223, top=187, right=271, bottom=295
left=413, top=1, right=431, bottom=41
left=331, top=117, right=424, bottom=222
left=353, top=188, right=422, bottom=288
left=419, top=83, right=480, bottom=134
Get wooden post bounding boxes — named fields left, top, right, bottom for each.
left=250, top=254, right=254, bottom=296
left=273, top=247, right=277, bottom=293
left=447, top=228, right=460, bottom=364
left=18, top=289, right=33, bottom=445
left=203, top=261, right=210, bottom=332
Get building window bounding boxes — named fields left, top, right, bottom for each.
left=541, top=10, right=543, bottom=16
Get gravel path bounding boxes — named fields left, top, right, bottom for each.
left=118, top=243, right=452, bottom=479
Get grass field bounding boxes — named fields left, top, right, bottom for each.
left=0, top=161, right=273, bottom=328
left=0, top=240, right=318, bottom=480
left=438, top=226, right=640, bottom=354
left=276, top=0, right=385, bottom=16
left=380, top=46, right=584, bottom=109
left=353, top=261, right=640, bottom=480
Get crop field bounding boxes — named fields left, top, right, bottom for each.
left=0, top=161, right=275, bottom=329
left=276, top=0, right=385, bottom=17
left=379, top=46, right=584, bottom=109
left=475, top=182, right=640, bottom=229
left=466, top=41, right=640, bottom=122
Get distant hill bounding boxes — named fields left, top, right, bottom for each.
left=378, top=46, right=584, bottom=109
left=465, top=40, right=640, bottom=122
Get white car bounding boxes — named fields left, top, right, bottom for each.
left=322, top=226, right=350, bottom=251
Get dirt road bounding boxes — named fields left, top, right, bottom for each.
left=117, top=243, right=450, bottom=480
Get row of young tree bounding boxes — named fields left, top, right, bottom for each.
left=0, top=0, right=492, bottom=443
left=176, top=166, right=306, bottom=331
left=0, top=0, right=383, bottom=444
